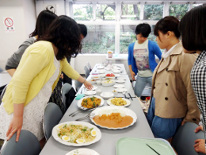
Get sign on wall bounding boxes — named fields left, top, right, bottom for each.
left=3, top=17, right=15, bottom=32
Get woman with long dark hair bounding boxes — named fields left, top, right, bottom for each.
left=0, top=15, right=92, bottom=143
left=179, top=5, right=206, bottom=154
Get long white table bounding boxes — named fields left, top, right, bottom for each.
left=40, top=65, right=153, bottom=155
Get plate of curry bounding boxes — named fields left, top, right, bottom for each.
left=90, top=106, right=137, bottom=129
left=77, top=95, right=104, bottom=110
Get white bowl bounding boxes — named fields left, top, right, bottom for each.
left=100, top=92, right=114, bottom=99
left=84, top=90, right=96, bottom=96
left=96, top=80, right=102, bottom=85
left=102, top=80, right=115, bottom=87
left=115, top=79, right=125, bottom=84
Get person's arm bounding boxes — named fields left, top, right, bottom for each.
left=61, top=58, right=92, bottom=90
left=7, top=69, right=16, bottom=76
left=180, top=53, right=200, bottom=124
left=129, top=65, right=135, bottom=81
left=128, top=43, right=136, bottom=80
left=77, top=75, right=92, bottom=90
left=6, top=103, right=24, bottom=142
left=152, top=42, right=162, bottom=60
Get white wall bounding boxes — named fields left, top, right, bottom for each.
left=0, top=0, right=36, bottom=70
left=35, top=0, right=65, bottom=16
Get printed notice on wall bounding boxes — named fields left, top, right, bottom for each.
left=3, top=17, right=15, bottom=32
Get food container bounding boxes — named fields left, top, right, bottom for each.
left=107, top=51, right=113, bottom=58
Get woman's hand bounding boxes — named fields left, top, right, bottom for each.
left=194, top=125, right=203, bottom=133
left=84, top=80, right=93, bottom=90
left=194, top=139, right=206, bottom=153
left=6, top=116, right=23, bottom=142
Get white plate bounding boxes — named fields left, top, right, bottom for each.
left=77, top=95, right=104, bottom=110
left=114, top=88, right=127, bottom=93
left=52, top=121, right=101, bottom=146
left=84, top=90, right=96, bottom=96
left=91, top=75, right=101, bottom=80
left=117, top=77, right=126, bottom=81
left=112, top=69, right=121, bottom=74
left=114, top=74, right=120, bottom=77
left=97, top=70, right=105, bottom=74
left=115, top=79, right=125, bottom=84
left=100, top=92, right=114, bottom=99
left=90, top=106, right=137, bottom=129
left=66, top=148, right=100, bottom=155
left=107, top=98, right=131, bottom=107
left=96, top=65, right=104, bottom=69
left=86, top=86, right=97, bottom=91
left=113, top=84, right=125, bottom=88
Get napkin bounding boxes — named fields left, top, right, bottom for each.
left=75, top=94, right=85, bottom=100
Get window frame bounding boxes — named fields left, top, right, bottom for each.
left=66, top=1, right=202, bottom=55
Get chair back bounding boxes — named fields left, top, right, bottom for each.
left=84, top=65, right=90, bottom=78
left=87, top=62, right=92, bottom=71
left=75, top=80, right=82, bottom=92
left=172, top=122, right=205, bottom=155
left=62, top=83, right=76, bottom=111
left=1, top=130, right=41, bottom=155
left=43, top=102, right=63, bottom=140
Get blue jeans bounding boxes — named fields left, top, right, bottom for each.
left=147, top=97, right=183, bottom=139
left=134, top=75, right=152, bottom=97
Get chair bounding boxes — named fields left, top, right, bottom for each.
left=1, top=130, right=41, bottom=155
left=172, top=122, right=205, bottom=155
left=84, top=65, right=90, bottom=78
left=87, top=62, right=92, bottom=71
left=62, top=83, right=76, bottom=111
left=43, top=102, right=63, bottom=140
left=75, top=80, right=82, bottom=92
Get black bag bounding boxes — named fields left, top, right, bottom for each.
left=64, top=87, right=76, bottom=110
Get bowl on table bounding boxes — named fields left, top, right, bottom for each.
left=100, top=92, right=114, bottom=99
left=102, top=79, right=115, bottom=87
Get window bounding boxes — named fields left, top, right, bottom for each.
left=144, top=4, right=163, bottom=20
left=120, top=25, right=136, bottom=54
left=120, top=25, right=156, bottom=54
left=169, top=4, right=189, bottom=20
left=121, top=4, right=140, bottom=20
left=73, top=4, right=93, bottom=21
left=96, top=4, right=116, bottom=20
left=68, top=2, right=191, bottom=54
left=81, top=25, right=115, bottom=54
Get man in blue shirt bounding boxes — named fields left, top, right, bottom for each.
left=128, top=23, right=162, bottom=97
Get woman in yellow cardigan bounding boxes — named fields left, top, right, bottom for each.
left=0, top=15, right=92, bottom=142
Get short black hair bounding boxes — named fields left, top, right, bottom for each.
left=135, top=23, right=151, bottom=38
left=154, top=16, right=180, bottom=39
left=39, top=15, right=81, bottom=60
left=30, top=10, right=57, bottom=37
left=78, top=24, right=87, bottom=38
left=179, top=5, right=206, bottom=51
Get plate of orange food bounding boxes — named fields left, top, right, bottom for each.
left=77, top=95, right=104, bottom=110
left=90, top=106, right=137, bottom=129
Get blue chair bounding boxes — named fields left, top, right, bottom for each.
left=172, top=122, right=205, bottom=155
left=1, top=130, right=41, bottom=155
left=43, top=102, right=63, bottom=140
